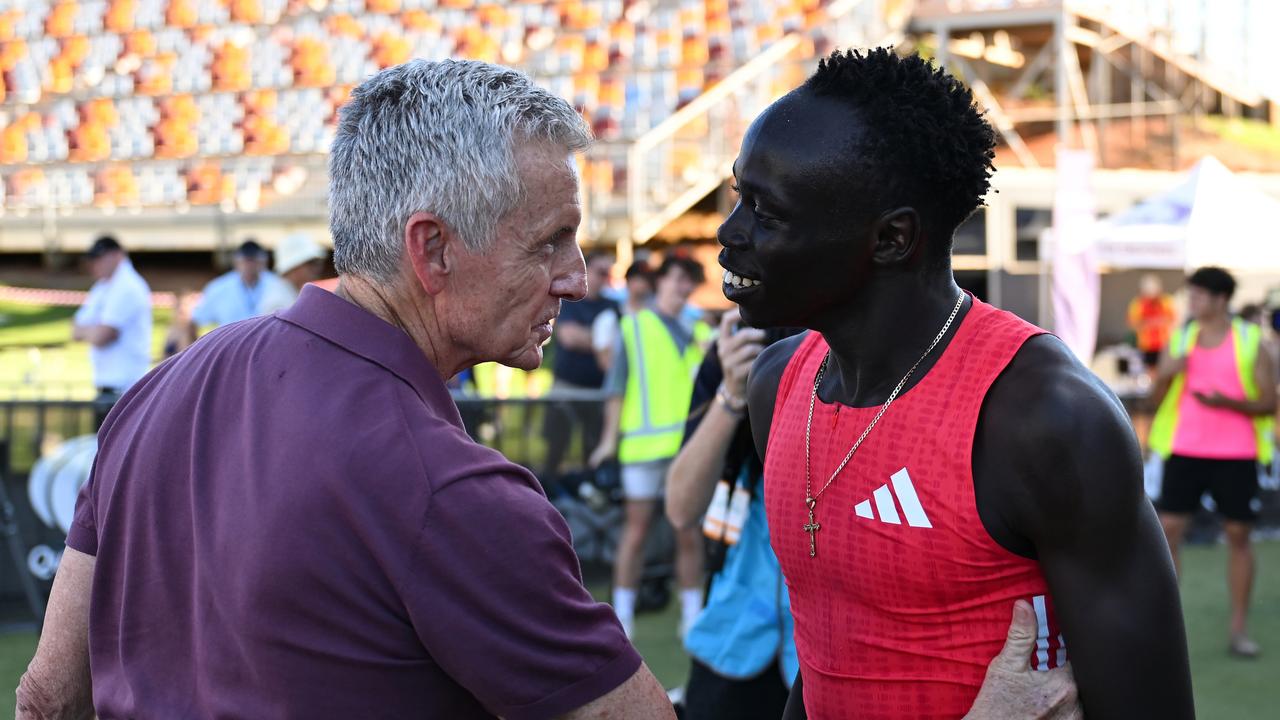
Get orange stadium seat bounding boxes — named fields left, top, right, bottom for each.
left=124, top=29, right=156, bottom=56
left=230, top=0, right=264, bottom=24
left=1, top=123, right=29, bottom=164
left=400, top=9, right=439, bottom=32
left=327, top=14, right=364, bottom=38
left=167, top=0, right=199, bottom=29
left=70, top=122, right=110, bottom=162
left=213, top=41, right=252, bottom=91
left=45, top=3, right=77, bottom=39
left=105, top=0, right=136, bottom=33
left=372, top=32, right=412, bottom=69
left=0, top=10, right=19, bottom=41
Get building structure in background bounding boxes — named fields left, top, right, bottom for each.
left=1, top=0, right=1279, bottom=342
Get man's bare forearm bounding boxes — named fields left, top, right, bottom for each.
left=73, top=324, right=120, bottom=348
left=17, top=549, right=96, bottom=720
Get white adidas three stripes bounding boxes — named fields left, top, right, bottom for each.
left=853, top=468, right=933, bottom=528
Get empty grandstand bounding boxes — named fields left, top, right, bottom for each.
left=0, top=0, right=909, bottom=258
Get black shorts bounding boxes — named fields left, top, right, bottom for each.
left=1156, top=454, right=1260, bottom=522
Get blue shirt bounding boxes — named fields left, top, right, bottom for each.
left=192, top=270, right=290, bottom=327
left=679, top=340, right=797, bottom=684
left=685, top=470, right=797, bottom=684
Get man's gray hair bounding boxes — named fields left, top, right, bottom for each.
left=329, top=59, right=593, bottom=281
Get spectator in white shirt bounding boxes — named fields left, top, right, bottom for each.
left=73, top=235, right=153, bottom=395
left=260, top=233, right=329, bottom=313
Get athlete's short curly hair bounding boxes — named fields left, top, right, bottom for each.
left=802, top=48, right=996, bottom=258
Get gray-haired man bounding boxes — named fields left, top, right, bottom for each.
left=19, top=60, right=670, bottom=719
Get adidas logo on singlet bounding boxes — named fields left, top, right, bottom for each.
left=852, top=468, right=933, bottom=528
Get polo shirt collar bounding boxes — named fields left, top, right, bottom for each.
left=279, top=285, right=460, bottom=424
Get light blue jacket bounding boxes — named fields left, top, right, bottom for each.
left=684, top=470, right=798, bottom=685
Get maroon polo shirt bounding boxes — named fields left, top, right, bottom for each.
left=68, top=285, right=640, bottom=719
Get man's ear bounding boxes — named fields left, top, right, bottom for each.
left=870, top=207, right=921, bottom=267
left=404, top=212, right=452, bottom=295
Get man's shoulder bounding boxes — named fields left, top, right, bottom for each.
left=378, top=383, right=535, bottom=491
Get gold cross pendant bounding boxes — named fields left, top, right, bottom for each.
left=803, top=497, right=821, bottom=558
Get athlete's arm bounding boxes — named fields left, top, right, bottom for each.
left=979, top=335, right=1194, bottom=719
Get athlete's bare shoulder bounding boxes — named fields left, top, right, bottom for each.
left=976, top=333, right=1144, bottom=552
left=746, top=331, right=810, bottom=459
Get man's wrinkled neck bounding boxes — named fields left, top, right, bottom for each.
left=336, top=274, right=458, bottom=377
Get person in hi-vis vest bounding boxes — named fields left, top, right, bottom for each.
left=591, top=254, right=713, bottom=638
left=1150, top=266, right=1276, bottom=659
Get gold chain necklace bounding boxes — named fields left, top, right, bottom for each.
left=802, top=293, right=965, bottom=558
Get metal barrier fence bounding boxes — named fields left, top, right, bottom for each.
left=0, top=393, right=618, bottom=628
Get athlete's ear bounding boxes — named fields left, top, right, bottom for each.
left=871, top=207, right=921, bottom=268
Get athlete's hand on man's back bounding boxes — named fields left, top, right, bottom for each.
left=964, top=601, right=1081, bottom=720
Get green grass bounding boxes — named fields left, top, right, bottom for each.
left=4, top=542, right=1277, bottom=716
left=0, top=300, right=174, bottom=400
left=1, top=632, right=35, bottom=714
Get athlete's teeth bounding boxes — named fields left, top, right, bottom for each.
left=722, top=269, right=762, bottom=288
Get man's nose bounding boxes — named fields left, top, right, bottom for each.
left=553, top=257, right=588, bottom=301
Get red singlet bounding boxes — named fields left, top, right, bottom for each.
left=765, top=297, right=1067, bottom=719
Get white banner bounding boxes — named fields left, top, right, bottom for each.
left=1050, top=149, right=1100, bottom=364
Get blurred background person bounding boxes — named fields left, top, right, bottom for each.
left=1151, top=266, right=1276, bottom=658
left=591, top=255, right=712, bottom=639
left=162, top=290, right=196, bottom=359
left=189, top=239, right=289, bottom=333
left=593, top=260, right=655, bottom=372
left=261, top=233, right=330, bottom=313
left=543, top=251, right=620, bottom=482
left=666, top=307, right=800, bottom=720
left=73, top=235, right=152, bottom=401
left=1129, top=273, right=1177, bottom=374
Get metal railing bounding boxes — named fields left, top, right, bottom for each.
left=590, top=0, right=912, bottom=261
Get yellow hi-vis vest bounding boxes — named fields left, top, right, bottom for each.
left=1149, top=318, right=1274, bottom=464
left=619, top=309, right=712, bottom=465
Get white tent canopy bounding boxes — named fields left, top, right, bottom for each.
left=1093, top=156, right=1280, bottom=271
